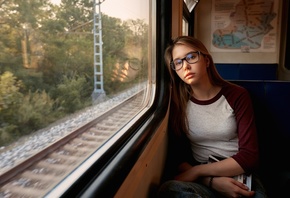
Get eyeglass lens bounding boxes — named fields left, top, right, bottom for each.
left=171, top=51, right=199, bottom=70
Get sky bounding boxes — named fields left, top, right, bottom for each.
left=50, top=0, right=149, bottom=22
left=50, top=0, right=61, bottom=4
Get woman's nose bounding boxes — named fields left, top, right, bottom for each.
left=183, top=60, right=191, bottom=70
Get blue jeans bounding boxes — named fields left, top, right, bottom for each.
left=157, top=175, right=268, bottom=198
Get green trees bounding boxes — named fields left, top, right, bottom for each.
left=0, top=72, right=21, bottom=143
left=0, top=72, right=23, bottom=113
left=0, top=0, right=148, bottom=146
left=0, top=72, right=56, bottom=145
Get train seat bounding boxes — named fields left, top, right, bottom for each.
left=216, top=64, right=278, bottom=80
left=231, top=80, right=290, bottom=197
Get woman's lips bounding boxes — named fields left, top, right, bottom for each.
left=184, top=72, right=195, bottom=79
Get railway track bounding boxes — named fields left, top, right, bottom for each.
left=0, top=91, right=145, bottom=198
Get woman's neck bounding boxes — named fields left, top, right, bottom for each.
left=191, top=83, right=221, bottom=101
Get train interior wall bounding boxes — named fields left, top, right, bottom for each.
left=114, top=109, right=169, bottom=198
left=115, top=0, right=290, bottom=197
left=194, top=0, right=290, bottom=81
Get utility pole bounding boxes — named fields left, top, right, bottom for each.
left=92, top=0, right=106, bottom=103
left=21, top=24, right=30, bottom=69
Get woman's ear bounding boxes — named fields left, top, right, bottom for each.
left=205, top=56, right=210, bottom=67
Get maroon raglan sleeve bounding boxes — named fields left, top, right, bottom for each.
left=224, top=84, right=259, bottom=173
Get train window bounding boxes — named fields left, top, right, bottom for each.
left=182, top=17, right=189, bottom=35
left=184, top=0, right=199, bottom=12
left=0, top=0, right=153, bottom=197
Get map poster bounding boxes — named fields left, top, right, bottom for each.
left=211, top=0, right=278, bottom=53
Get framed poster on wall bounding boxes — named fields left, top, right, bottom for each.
left=211, top=0, right=279, bottom=53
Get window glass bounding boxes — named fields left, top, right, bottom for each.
left=0, top=0, right=152, bottom=195
left=182, top=17, right=189, bottom=35
left=184, top=0, right=199, bottom=12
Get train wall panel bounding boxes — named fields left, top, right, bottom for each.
left=114, top=110, right=169, bottom=198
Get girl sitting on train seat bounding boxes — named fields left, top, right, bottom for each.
left=158, top=36, right=267, bottom=198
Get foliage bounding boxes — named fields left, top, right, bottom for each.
left=0, top=71, right=23, bottom=112
left=0, top=72, right=58, bottom=145
left=54, top=75, right=89, bottom=113
left=0, top=0, right=149, bottom=146
left=0, top=72, right=23, bottom=145
left=17, top=90, right=56, bottom=133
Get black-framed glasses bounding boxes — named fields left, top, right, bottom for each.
left=170, top=51, right=201, bottom=71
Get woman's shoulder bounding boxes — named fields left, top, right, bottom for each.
left=221, top=81, right=250, bottom=101
left=218, top=82, right=253, bottom=110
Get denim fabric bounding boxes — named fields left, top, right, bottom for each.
left=158, top=180, right=215, bottom=198
left=157, top=175, right=268, bottom=198
left=251, top=175, right=268, bottom=198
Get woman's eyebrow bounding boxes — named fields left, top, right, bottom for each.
left=173, top=51, right=195, bottom=61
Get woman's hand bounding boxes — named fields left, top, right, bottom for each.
left=212, top=177, right=255, bottom=197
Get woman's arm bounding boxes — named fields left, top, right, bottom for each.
left=175, top=159, right=256, bottom=197
left=226, top=85, right=259, bottom=172
left=174, top=157, right=244, bottom=181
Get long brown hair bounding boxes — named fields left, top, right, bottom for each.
left=164, top=36, right=226, bottom=136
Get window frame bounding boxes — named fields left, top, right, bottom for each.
left=44, top=0, right=172, bottom=197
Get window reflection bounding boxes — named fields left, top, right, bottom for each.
left=0, top=0, right=150, bottom=169
left=111, top=41, right=143, bottom=82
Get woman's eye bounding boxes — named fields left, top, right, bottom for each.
left=175, top=60, right=182, bottom=65
left=128, top=59, right=140, bottom=70
left=187, top=54, right=195, bottom=60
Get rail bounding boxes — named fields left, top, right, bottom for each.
left=0, top=90, right=145, bottom=198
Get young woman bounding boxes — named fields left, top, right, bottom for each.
left=158, top=36, right=267, bottom=198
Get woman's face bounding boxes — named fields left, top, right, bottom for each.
left=172, top=44, right=209, bottom=86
